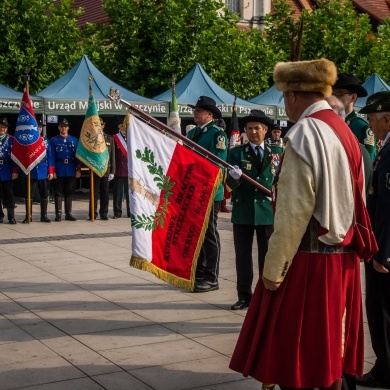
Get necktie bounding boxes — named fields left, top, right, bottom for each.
left=256, top=145, right=264, bottom=162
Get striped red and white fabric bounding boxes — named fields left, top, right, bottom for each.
left=113, top=132, right=128, bottom=159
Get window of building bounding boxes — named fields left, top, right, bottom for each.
left=225, top=0, right=240, bottom=14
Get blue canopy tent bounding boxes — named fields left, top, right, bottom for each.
left=355, top=73, right=390, bottom=109
left=153, top=63, right=272, bottom=118
left=38, top=55, right=167, bottom=117
left=0, top=83, right=43, bottom=114
left=249, top=85, right=287, bottom=120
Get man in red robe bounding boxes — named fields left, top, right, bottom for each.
left=229, top=58, right=378, bottom=390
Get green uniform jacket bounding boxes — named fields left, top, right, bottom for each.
left=187, top=121, right=228, bottom=201
left=227, top=143, right=282, bottom=226
left=347, top=111, right=376, bottom=160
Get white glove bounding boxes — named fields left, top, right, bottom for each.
left=108, top=173, right=114, bottom=181
left=229, top=165, right=242, bottom=180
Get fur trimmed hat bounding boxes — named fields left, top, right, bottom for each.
left=273, top=58, right=337, bottom=97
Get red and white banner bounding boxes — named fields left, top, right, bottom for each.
left=128, top=115, right=222, bottom=290
left=113, top=132, right=128, bottom=159
left=11, top=90, right=46, bottom=174
left=229, top=103, right=240, bottom=149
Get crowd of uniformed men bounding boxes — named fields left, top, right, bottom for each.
left=1, top=69, right=390, bottom=388
left=0, top=116, right=126, bottom=224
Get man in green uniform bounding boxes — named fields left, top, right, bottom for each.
left=265, top=124, right=285, bottom=153
left=333, top=73, right=376, bottom=159
left=227, top=110, right=282, bottom=310
left=187, top=96, right=228, bottom=292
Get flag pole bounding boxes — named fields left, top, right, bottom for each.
left=107, top=88, right=271, bottom=197
left=88, top=76, right=95, bottom=222
left=90, top=169, right=95, bottom=221
left=24, top=69, right=32, bottom=223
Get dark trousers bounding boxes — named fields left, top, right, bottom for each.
left=90, top=174, right=109, bottom=218
left=196, top=201, right=221, bottom=283
left=54, top=176, right=76, bottom=215
left=30, top=179, right=49, bottom=200
left=364, top=261, right=390, bottom=384
left=0, top=180, right=15, bottom=220
left=233, top=224, right=273, bottom=302
left=24, top=179, right=49, bottom=217
left=113, top=176, right=130, bottom=217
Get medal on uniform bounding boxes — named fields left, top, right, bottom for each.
left=246, top=163, right=252, bottom=170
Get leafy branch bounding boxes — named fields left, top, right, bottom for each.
left=131, top=147, right=175, bottom=231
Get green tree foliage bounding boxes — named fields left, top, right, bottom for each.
left=362, top=19, right=390, bottom=82
left=85, top=0, right=273, bottom=99
left=0, top=0, right=83, bottom=94
left=1, top=0, right=390, bottom=99
left=264, top=0, right=296, bottom=61
left=266, top=0, right=373, bottom=84
left=302, top=0, right=372, bottom=81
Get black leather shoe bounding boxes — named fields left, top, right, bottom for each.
left=356, top=373, right=387, bottom=388
left=40, top=217, right=51, bottom=223
left=100, top=216, right=109, bottom=220
left=55, top=215, right=61, bottom=222
left=8, top=219, right=17, bottom=224
left=112, top=215, right=121, bottom=219
left=23, top=217, right=29, bottom=224
left=231, top=300, right=250, bottom=310
left=65, top=214, right=76, bottom=221
left=0, top=216, right=3, bottom=223
left=194, top=280, right=219, bottom=293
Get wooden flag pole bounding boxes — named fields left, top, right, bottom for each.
left=90, top=169, right=95, bottom=221
left=24, top=69, right=32, bottom=223
left=107, top=88, right=272, bottom=197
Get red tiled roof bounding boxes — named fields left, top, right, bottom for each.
left=74, top=0, right=108, bottom=27
left=53, top=0, right=108, bottom=27
left=353, top=0, right=390, bottom=22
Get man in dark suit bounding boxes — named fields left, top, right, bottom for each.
left=226, top=110, right=282, bottom=310
left=356, top=91, right=390, bottom=388
left=89, top=117, right=115, bottom=220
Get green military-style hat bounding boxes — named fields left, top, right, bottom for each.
left=359, top=91, right=390, bottom=114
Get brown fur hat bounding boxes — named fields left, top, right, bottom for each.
left=273, top=58, right=337, bottom=97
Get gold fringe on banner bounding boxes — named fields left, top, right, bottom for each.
left=130, top=169, right=223, bottom=291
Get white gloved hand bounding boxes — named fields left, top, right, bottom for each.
left=108, top=173, right=114, bottom=181
left=229, top=165, right=242, bottom=180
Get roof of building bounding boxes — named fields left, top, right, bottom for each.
left=274, top=0, right=390, bottom=24
left=53, top=0, right=108, bottom=27
left=352, top=0, right=390, bottom=22
left=61, top=1, right=390, bottom=28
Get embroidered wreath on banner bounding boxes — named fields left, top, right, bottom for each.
left=131, top=147, right=175, bottom=231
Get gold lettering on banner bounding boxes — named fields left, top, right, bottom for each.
left=128, top=177, right=159, bottom=207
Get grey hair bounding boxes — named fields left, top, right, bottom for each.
left=325, top=95, right=346, bottom=119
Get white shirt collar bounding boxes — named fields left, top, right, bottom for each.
left=200, top=120, right=213, bottom=130
left=250, top=141, right=265, bottom=152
